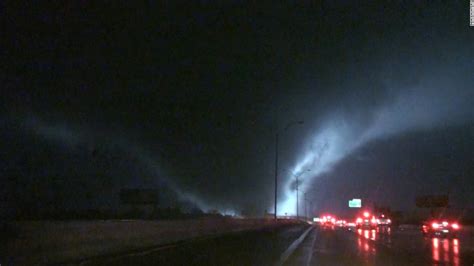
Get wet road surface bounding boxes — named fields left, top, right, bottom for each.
left=78, top=224, right=308, bottom=266
left=70, top=224, right=474, bottom=266
left=286, top=225, right=474, bottom=266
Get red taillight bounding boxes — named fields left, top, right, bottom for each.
left=452, top=223, right=459, bottom=229
left=432, top=222, right=439, bottom=229
left=363, top=212, right=370, bottom=218
left=356, top=217, right=362, bottom=223
left=371, top=217, right=377, bottom=224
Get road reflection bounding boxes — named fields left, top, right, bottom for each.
left=431, top=238, right=460, bottom=266
left=356, top=229, right=376, bottom=254
left=354, top=226, right=462, bottom=266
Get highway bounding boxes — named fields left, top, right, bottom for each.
left=73, top=223, right=474, bottom=266
left=78, top=223, right=309, bottom=266
left=286, top=225, right=474, bottom=266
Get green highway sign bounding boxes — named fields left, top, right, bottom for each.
left=349, top=198, right=362, bottom=208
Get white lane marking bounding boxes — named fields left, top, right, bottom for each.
left=276, top=226, right=314, bottom=266
left=306, top=229, right=318, bottom=266
left=77, top=243, right=180, bottom=265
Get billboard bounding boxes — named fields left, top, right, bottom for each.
left=120, top=189, right=158, bottom=204
left=349, top=198, right=362, bottom=208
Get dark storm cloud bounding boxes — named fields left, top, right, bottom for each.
left=11, top=114, right=216, bottom=211
left=308, top=124, right=474, bottom=215
left=280, top=73, right=474, bottom=214
left=1, top=1, right=473, bottom=216
left=273, top=0, right=474, bottom=214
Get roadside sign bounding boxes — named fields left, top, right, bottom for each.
left=349, top=198, right=362, bottom=208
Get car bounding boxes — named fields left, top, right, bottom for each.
left=355, top=211, right=377, bottom=229
left=319, top=215, right=337, bottom=228
left=376, top=214, right=392, bottom=226
left=336, top=219, right=347, bottom=227
left=321, top=215, right=336, bottom=225
left=421, top=220, right=460, bottom=238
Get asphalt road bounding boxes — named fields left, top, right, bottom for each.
left=285, top=225, right=474, bottom=266
left=71, top=223, right=474, bottom=266
left=77, top=223, right=309, bottom=266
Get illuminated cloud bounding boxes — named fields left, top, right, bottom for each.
left=279, top=84, right=474, bottom=215
left=18, top=114, right=227, bottom=213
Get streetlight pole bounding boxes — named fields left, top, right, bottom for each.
left=274, top=121, right=303, bottom=220
left=294, top=169, right=310, bottom=220
left=304, top=192, right=307, bottom=222
left=309, top=200, right=313, bottom=221
left=303, top=187, right=320, bottom=221
left=296, top=174, right=299, bottom=219
left=274, top=132, right=279, bottom=220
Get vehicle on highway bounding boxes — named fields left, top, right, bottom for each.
left=355, top=211, right=377, bottom=229
left=376, top=214, right=392, bottom=227
left=319, top=215, right=337, bottom=228
left=335, top=219, right=346, bottom=227
left=421, top=220, right=460, bottom=238
left=346, top=222, right=356, bottom=228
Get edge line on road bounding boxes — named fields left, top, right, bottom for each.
left=305, top=227, right=318, bottom=266
left=276, top=225, right=314, bottom=266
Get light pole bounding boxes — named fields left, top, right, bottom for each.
left=274, top=132, right=279, bottom=220
left=304, top=192, right=307, bottom=222
left=296, top=174, right=298, bottom=219
left=294, top=169, right=310, bottom=220
left=308, top=199, right=313, bottom=221
left=303, top=187, right=320, bottom=221
left=274, top=120, right=304, bottom=220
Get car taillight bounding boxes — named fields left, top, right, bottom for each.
left=356, top=217, right=362, bottom=223
left=452, top=223, right=459, bottom=229
left=363, top=212, right=370, bottom=218
left=371, top=218, right=377, bottom=224
left=432, top=222, right=439, bottom=229
left=387, top=219, right=391, bottom=224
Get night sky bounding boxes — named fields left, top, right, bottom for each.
left=1, top=1, right=473, bottom=218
